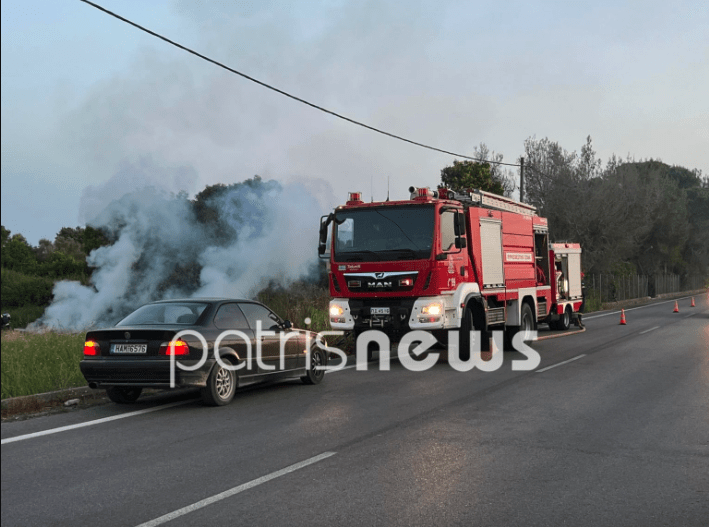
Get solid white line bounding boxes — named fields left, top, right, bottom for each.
left=639, top=326, right=661, bottom=335
left=135, top=452, right=336, bottom=527
left=1, top=400, right=192, bottom=445
left=536, top=354, right=586, bottom=373
left=684, top=313, right=696, bottom=318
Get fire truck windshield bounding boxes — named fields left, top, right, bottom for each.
left=333, top=205, right=434, bottom=262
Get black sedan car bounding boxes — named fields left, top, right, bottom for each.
left=80, top=298, right=327, bottom=406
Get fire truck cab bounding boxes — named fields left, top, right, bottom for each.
left=319, top=187, right=583, bottom=350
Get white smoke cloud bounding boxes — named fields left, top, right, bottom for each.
left=35, top=169, right=326, bottom=331
left=196, top=179, right=323, bottom=298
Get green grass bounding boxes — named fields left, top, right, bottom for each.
left=1, top=331, right=87, bottom=399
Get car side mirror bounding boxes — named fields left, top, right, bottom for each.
left=282, top=320, right=292, bottom=329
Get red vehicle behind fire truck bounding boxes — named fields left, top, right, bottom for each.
left=319, top=186, right=584, bottom=355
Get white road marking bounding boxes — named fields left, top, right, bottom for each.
left=135, top=451, right=336, bottom=527
left=639, top=326, right=661, bottom=335
left=325, top=364, right=357, bottom=374
left=684, top=313, right=696, bottom=318
left=0, top=400, right=192, bottom=445
left=4, top=361, right=360, bottom=444
left=536, top=354, right=586, bottom=373
left=583, top=296, right=696, bottom=320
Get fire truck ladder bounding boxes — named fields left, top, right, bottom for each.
left=446, top=189, right=537, bottom=216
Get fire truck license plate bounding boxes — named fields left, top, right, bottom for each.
left=371, top=308, right=390, bottom=315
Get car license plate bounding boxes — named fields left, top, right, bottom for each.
left=371, top=307, right=390, bottom=315
left=111, top=343, right=147, bottom=354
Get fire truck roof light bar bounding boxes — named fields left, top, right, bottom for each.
left=408, top=186, right=439, bottom=199
left=347, top=192, right=364, bottom=204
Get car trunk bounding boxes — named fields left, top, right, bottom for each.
left=85, top=328, right=180, bottom=358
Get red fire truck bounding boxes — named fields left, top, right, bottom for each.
left=318, top=186, right=584, bottom=354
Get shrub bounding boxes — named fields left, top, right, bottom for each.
left=1, top=268, right=54, bottom=308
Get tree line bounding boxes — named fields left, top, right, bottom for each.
left=521, top=136, right=708, bottom=278
left=436, top=137, right=708, bottom=280
left=2, top=143, right=707, bottom=327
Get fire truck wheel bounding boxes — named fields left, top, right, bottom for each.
left=519, top=303, right=536, bottom=340
left=505, top=303, right=535, bottom=349
left=558, top=307, right=571, bottom=331
left=459, top=308, right=473, bottom=360
left=459, top=306, right=489, bottom=359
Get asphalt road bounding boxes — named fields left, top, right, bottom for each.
left=2, top=294, right=708, bottom=526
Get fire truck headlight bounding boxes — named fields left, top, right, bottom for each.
left=421, top=302, right=443, bottom=316
left=329, top=304, right=344, bottom=317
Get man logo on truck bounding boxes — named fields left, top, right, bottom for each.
left=367, top=281, right=392, bottom=288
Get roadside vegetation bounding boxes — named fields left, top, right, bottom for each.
left=1, top=330, right=86, bottom=399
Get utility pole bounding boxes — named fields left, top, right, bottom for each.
left=519, top=156, right=525, bottom=203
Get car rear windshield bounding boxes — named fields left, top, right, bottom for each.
left=116, top=303, right=209, bottom=326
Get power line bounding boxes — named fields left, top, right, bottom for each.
left=80, top=0, right=522, bottom=168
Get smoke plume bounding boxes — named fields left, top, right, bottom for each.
left=35, top=167, right=326, bottom=331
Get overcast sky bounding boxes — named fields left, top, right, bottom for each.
left=2, top=0, right=708, bottom=245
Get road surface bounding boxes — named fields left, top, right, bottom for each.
left=2, top=294, right=708, bottom=526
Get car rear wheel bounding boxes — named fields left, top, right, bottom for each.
left=106, top=386, right=142, bottom=404
left=301, top=347, right=326, bottom=385
left=201, top=360, right=236, bottom=406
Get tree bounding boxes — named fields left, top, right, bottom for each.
left=440, top=160, right=505, bottom=195
left=34, top=239, right=55, bottom=262
left=472, top=143, right=516, bottom=196
left=1, top=233, right=37, bottom=273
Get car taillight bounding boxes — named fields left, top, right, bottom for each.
left=84, top=340, right=100, bottom=356
left=159, top=340, right=190, bottom=355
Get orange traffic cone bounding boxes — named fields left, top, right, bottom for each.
left=691, top=297, right=695, bottom=307
left=619, top=309, right=627, bottom=325
left=673, top=301, right=679, bottom=313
